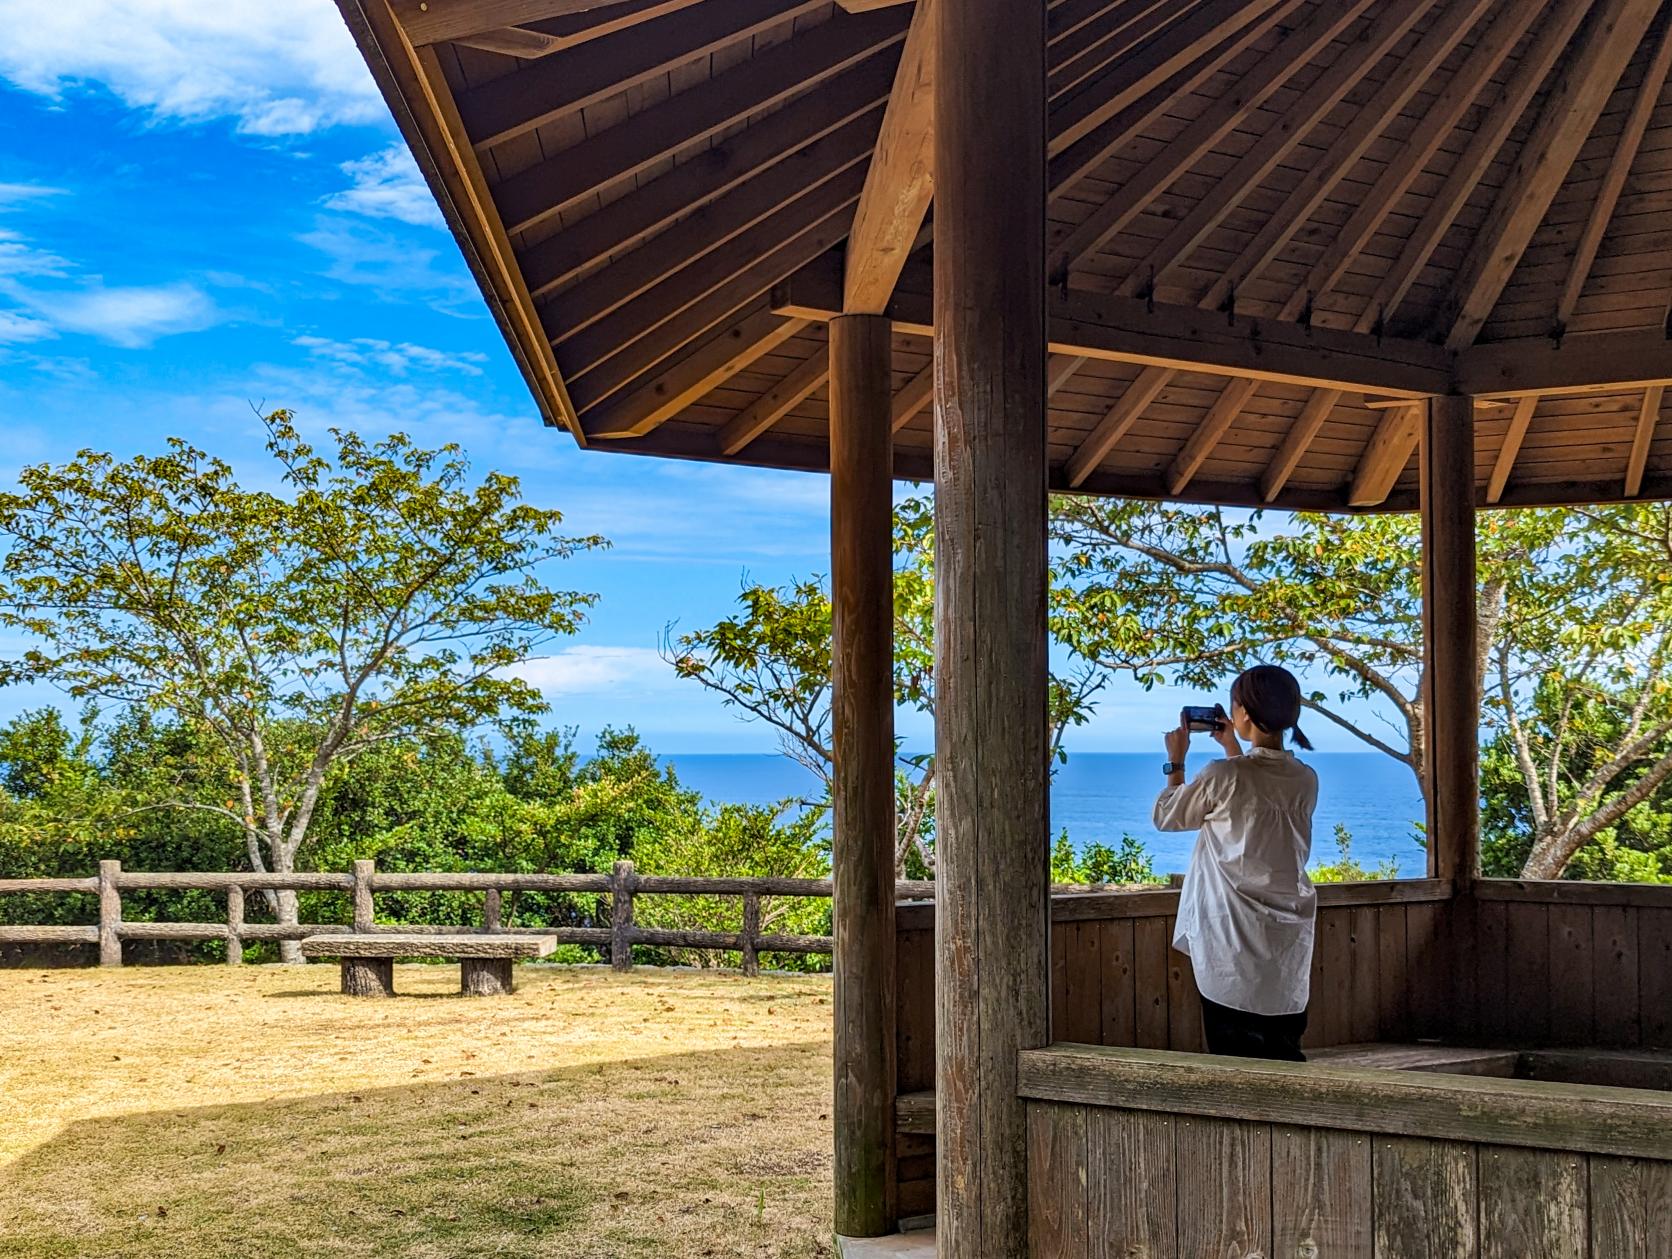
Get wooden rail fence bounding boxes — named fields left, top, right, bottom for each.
left=0, top=859, right=939, bottom=976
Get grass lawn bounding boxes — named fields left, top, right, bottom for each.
left=0, top=963, right=836, bottom=1258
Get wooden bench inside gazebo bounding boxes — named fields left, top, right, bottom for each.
left=338, top=0, right=1672, bottom=1252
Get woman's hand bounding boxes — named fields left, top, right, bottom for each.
left=1211, top=705, right=1242, bottom=758
left=1164, top=723, right=1190, bottom=767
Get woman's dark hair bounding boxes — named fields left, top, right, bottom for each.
left=1230, top=665, right=1314, bottom=751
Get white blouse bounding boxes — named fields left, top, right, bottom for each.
left=1153, top=748, right=1318, bottom=1016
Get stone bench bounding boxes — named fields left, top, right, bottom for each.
left=300, top=933, right=557, bottom=997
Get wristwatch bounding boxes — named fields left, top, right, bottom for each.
left=1162, top=761, right=1185, bottom=776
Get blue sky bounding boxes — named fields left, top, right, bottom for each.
left=0, top=1, right=1390, bottom=757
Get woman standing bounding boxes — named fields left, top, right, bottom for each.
left=1154, top=665, right=1318, bottom=1060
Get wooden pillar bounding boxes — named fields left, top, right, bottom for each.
left=830, top=313, right=899, bottom=1239
left=1421, top=394, right=1480, bottom=886
left=611, top=859, right=636, bottom=971
left=352, top=859, right=376, bottom=932
left=226, top=885, right=244, bottom=966
left=98, top=859, right=122, bottom=967
left=740, top=891, right=762, bottom=979
left=933, top=0, right=1050, bottom=1252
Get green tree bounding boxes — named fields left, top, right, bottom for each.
left=0, top=414, right=605, bottom=958
left=668, top=495, right=1104, bottom=876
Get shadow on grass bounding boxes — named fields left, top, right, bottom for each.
left=0, top=1042, right=834, bottom=1259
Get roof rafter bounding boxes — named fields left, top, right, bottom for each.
left=1552, top=8, right=1672, bottom=337
left=718, top=343, right=832, bottom=454
left=1626, top=386, right=1665, bottom=497
left=1348, top=404, right=1424, bottom=508
left=1486, top=396, right=1538, bottom=504
left=393, top=0, right=642, bottom=45
left=1444, top=0, right=1664, bottom=349
left=1167, top=378, right=1261, bottom=496
left=1191, top=0, right=1491, bottom=311
left=1361, top=0, right=1599, bottom=334
left=844, top=0, right=935, bottom=313
left=1065, top=367, right=1174, bottom=488
left=1047, top=0, right=1379, bottom=285
left=458, top=0, right=826, bottom=151
left=494, top=10, right=904, bottom=237
left=1259, top=389, right=1342, bottom=503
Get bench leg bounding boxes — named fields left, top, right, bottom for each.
left=342, top=956, right=394, bottom=997
left=461, top=957, right=514, bottom=997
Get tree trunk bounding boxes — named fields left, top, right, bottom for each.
left=270, top=837, right=304, bottom=964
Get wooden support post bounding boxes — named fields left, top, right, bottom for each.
left=741, top=892, right=762, bottom=978
left=352, top=859, right=376, bottom=933
left=612, top=859, right=637, bottom=972
left=98, top=860, right=122, bottom=967
left=226, top=886, right=244, bottom=966
left=829, top=313, right=899, bottom=1239
left=484, top=888, right=503, bottom=933
left=342, top=956, right=395, bottom=997
left=461, top=957, right=514, bottom=996
left=934, top=0, right=1050, bottom=1253
left=1421, top=395, right=1480, bottom=887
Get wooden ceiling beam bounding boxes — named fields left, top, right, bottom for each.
left=583, top=307, right=809, bottom=439
left=393, top=0, right=625, bottom=45
left=557, top=165, right=866, bottom=382
left=1049, top=0, right=1305, bottom=195
left=1444, top=0, right=1663, bottom=350
left=776, top=261, right=1454, bottom=397
left=843, top=0, right=935, bottom=313
left=1259, top=389, right=1341, bottom=503
left=496, top=14, right=902, bottom=237
left=1192, top=0, right=1488, bottom=312
left=1486, top=396, right=1538, bottom=505
left=718, top=344, right=831, bottom=454
left=1047, top=0, right=1378, bottom=285
left=565, top=199, right=861, bottom=413
left=451, top=0, right=712, bottom=58
left=1554, top=11, right=1672, bottom=336
left=1047, top=0, right=1205, bottom=101
left=1361, top=0, right=1597, bottom=334
left=457, top=0, right=825, bottom=151
left=1348, top=404, right=1424, bottom=508
left=1065, top=367, right=1175, bottom=488
left=1279, top=0, right=1545, bottom=323
left=546, top=116, right=876, bottom=329
left=515, top=57, right=897, bottom=296
left=1049, top=0, right=1291, bottom=158
left=1167, top=378, right=1260, bottom=496
left=1456, top=327, right=1672, bottom=399
left=1626, top=386, right=1665, bottom=497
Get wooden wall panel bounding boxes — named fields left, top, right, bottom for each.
left=1026, top=1102, right=1087, bottom=1256
left=1086, top=1109, right=1176, bottom=1257
left=1272, top=1125, right=1373, bottom=1259
left=1479, top=1146, right=1587, bottom=1259
left=1590, top=1155, right=1672, bottom=1259
left=1176, top=1117, right=1271, bottom=1259
left=1373, top=1136, right=1478, bottom=1259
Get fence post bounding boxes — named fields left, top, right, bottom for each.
left=98, top=859, right=122, bottom=967
left=352, top=859, right=375, bottom=933
left=741, top=892, right=761, bottom=978
left=226, top=885, right=244, bottom=966
left=611, top=860, right=636, bottom=972
left=483, top=888, right=502, bottom=933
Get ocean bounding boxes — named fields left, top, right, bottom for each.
left=661, top=751, right=1426, bottom=878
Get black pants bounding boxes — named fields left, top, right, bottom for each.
left=1200, top=995, right=1308, bottom=1061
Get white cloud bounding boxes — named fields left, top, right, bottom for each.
left=0, top=0, right=381, bottom=135
left=324, top=145, right=442, bottom=228
left=0, top=183, right=68, bottom=208
left=6, top=281, right=220, bottom=348
left=508, top=646, right=675, bottom=697
left=294, top=334, right=486, bottom=377
left=298, top=217, right=477, bottom=312
left=0, top=309, right=55, bottom=345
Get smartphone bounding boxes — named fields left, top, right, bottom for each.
left=1181, top=705, right=1226, bottom=734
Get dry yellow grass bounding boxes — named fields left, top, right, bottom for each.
left=0, top=963, right=837, bottom=1258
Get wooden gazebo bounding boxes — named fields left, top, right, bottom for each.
left=338, top=1, right=1672, bottom=1254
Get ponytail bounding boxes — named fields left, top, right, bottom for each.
left=1291, top=723, right=1314, bottom=752
left=1230, top=665, right=1312, bottom=752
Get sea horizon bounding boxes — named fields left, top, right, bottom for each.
left=658, top=750, right=1426, bottom=877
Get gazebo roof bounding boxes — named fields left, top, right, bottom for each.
left=339, top=0, right=1672, bottom=512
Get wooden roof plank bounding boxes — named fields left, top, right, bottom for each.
left=584, top=308, right=810, bottom=438
left=891, top=363, right=935, bottom=430
left=1444, top=0, right=1663, bottom=349
left=1065, top=366, right=1176, bottom=488
left=1048, top=0, right=1381, bottom=285
left=1486, top=395, right=1539, bottom=503
left=1167, top=376, right=1260, bottom=495
left=718, top=343, right=831, bottom=453
left=394, top=0, right=623, bottom=45
left=1554, top=10, right=1672, bottom=335
left=1364, top=0, right=1599, bottom=334
left=495, top=11, right=903, bottom=236
left=1259, top=387, right=1342, bottom=502
left=1193, top=0, right=1494, bottom=313
left=458, top=0, right=826, bottom=151
left=1626, top=384, right=1665, bottom=495
left=844, top=0, right=935, bottom=313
